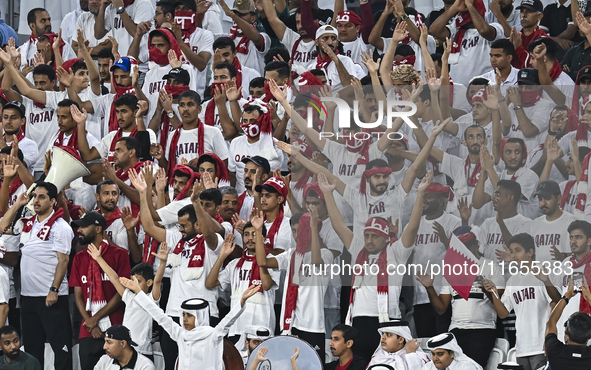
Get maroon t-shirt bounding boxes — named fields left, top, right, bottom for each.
left=69, top=244, right=131, bottom=338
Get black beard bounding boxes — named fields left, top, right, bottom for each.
left=78, top=233, right=95, bottom=245
left=5, top=350, right=20, bottom=360
left=547, top=129, right=565, bottom=141
left=4, top=129, right=20, bottom=136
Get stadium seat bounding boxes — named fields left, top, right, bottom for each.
left=485, top=348, right=503, bottom=370
left=494, top=338, right=509, bottom=361
left=507, top=348, right=517, bottom=363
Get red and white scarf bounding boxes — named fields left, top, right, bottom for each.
left=166, top=121, right=205, bottom=178
left=108, top=84, right=136, bottom=133
left=175, top=11, right=199, bottom=46
left=281, top=213, right=321, bottom=332
left=96, top=208, right=122, bottom=229
left=168, top=234, right=206, bottom=280
left=345, top=130, right=372, bottom=165
left=149, top=29, right=182, bottom=66
left=292, top=139, right=314, bottom=190
left=561, top=180, right=577, bottom=210
left=21, top=207, right=64, bottom=241
left=576, top=151, right=591, bottom=217
left=169, top=164, right=198, bottom=201
left=449, top=0, right=485, bottom=64
left=347, top=218, right=391, bottom=324
left=229, top=23, right=264, bottom=56
left=570, top=252, right=591, bottom=314
left=85, top=239, right=112, bottom=331
left=233, top=247, right=269, bottom=304
left=241, top=99, right=276, bottom=156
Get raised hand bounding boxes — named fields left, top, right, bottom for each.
left=119, top=276, right=142, bottom=294
left=241, top=284, right=262, bottom=306
left=509, top=27, right=522, bottom=49
left=418, top=170, right=432, bottom=193
left=532, top=43, right=546, bottom=61
left=387, top=216, right=399, bottom=238
left=254, top=347, right=269, bottom=363
left=196, top=0, right=213, bottom=14
left=419, top=24, right=429, bottom=46
left=392, top=21, right=408, bottom=43
left=432, top=117, right=451, bottom=137
left=150, top=143, right=165, bottom=161
left=232, top=213, right=247, bottom=234
left=442, top=37, right=452, bottom=59
left=483, top=86, right=500, bottom=110
left=52, top=29, right=63, bottom=52
left=577, top=11, right=591, bottom=35
left=291, top=347, right=300, bottom=363
left=433, top=221, right=449, bottom=247
left=142, top=162, right=155, bottom=188
left=268, top=79, right=288, bottom=102
left=108, top=36, right=120, bottom=60
left=319, top=39, right=337, bottom=61
left=2, top=155, right=18, bottom=179
left=136, top=100, right=149, bottom=118
left=155, top=167, right=168, bottom=193
left=251, top=210, right=264, bottom=229
left=425, top=68, right=441, bottom=92
left=479, top=145, right=495, bottom=173
left=457, top=196, right=472, bottom=223
left=225, top=80, right=241, bottom=102
left=121, top=206, right=140, bottom=231
left=56, top=67, right=74, bottom=87
left=168, top=49, right=183, bottom=68
left=495, top=244, right=513, bottom=262
left=361, top=50, right=380, bottom=74
left=128, top=168, right=147, bottom=193
left=416, top=272, right=434, bottom=287
left=202, top=171, right=219, bottom=189
left=70, top=105, right=88, bottom=125
left=152, top=242, right=170, bottom=261
left=220, top=233, right=236, bottom=258
left=136, top=21, right=152, bottom=38
left=308, top=204, right=319, bottom=227
left=87, top=243, right=103, bottom=261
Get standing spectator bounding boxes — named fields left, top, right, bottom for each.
left=0, top=183, right=73, bottom=370
left=486, top=0, right=522, bottom=37
left=540, top=0, right=579, bottom=53
left=0, top=326, right=41, bottom=370
left=93, top=325, right=155, bottom=370
left=70, top=211, right=131, bottom=370
left=561, top=11, right=591, bottom=81
left=0, top=22, right=17, bottom=48
left=94, top=0, right=155, bottom=56
left=73, top=0, right=113, bottom=55
left=512, top=0, right=548, bottom=68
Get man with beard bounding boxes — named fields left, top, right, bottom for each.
left=235, top=326, right=272, bottom=366
left=528, top=106, right=571, bottom=185
left=205, top=214, right=280, bottom=341
left=305, top=25, right=363, bottom=92
left=486, top=0, right=522, bottom=37
left=96, top=49, right=115, bottom=94
left=478, top=180, right=532, bottom=264
left=74, top=0, right=113, bottom=55
left=0, top=101, right=39, bottom=171
left=0, top=183, right=72, bottom=370
left=332, top=7, right=369, bottom=72
left=473, top=137, right=540, bottom=219
left=236, top=156, right=270, bottom=221
left=530, top=180, right=576, bottom=263
left=19, top=8, right=76, bottom=69
left=130, top=168, right=225, bottom=370
left=0, top=326, right=41, bottom=370
left=219, top=187, right=239, bottom=223
left=261, top=0, right=316, bottom=71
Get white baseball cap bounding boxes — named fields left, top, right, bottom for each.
left=315, top=25, right=338, bottom=40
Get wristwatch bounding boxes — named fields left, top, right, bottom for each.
left=400, top=14, right=409, bottom=21
left=50, top=286, right=59, bottom=293
left=116, top=6, right=125, bottom=14
left=513, top=105, right=523, bottom=111
left=562, top=295, right=569, bottom=304
left=167, top=111, right=175, bottom=119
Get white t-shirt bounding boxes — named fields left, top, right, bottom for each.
left=218, top=252, right=281, bottom=336
left=484, top=167, right=540, bottom=219
left=380, top=33, right=436, bottom=78
left=531, top=211, right=577, bottom=264
left=0, top=182, right=27, bottom=300
left=446, top=22, right=505, bottom=86
left=185, top=27, right=214, bottom=97
left=263, top=216, right=292, bottom=252
left=558, top=130, right=591, bottom=156
left=5, top=136, right=38, bottom=172
left=237, top=65, right=261, bottom=98
left=98, top=129, right=157, bottom=159
left=165, top=125, right=229, bottom=164
left=0, top=267, right=9, bottom=306
left=19, top=38, right=76, bottom=69
left=277, top=248, right=334, bottom=333
left=156, top=198, right=192, bottom=226
left=481, top=66, right=519, bottom=94
left=341, top=37, right=370, bottom=74
left=122, top=289, right=160, bottom=355
left=501, top=271, right=552, bottom=357
left=197, top=98, right=248, bottom=138
left=484, top=9, right=522, bottom=32
left=281, top=29, right=315, bottom=71
left=101, top=0, right=155, bottom=56
left=559, top=180, right=578, bottom=215
left=479, top=214, right=532, bottom=263
left=506, top=99, right=555, bottom=156
left=441, top=257, right=505, bottom=330
left=22, top=96, right=58, bottom=171
left=349, top=237, right=412, bottom=319
left=165, top=228, right=223, bottom=318
left=105, top=218, right=129, bottom=252
left=76, top=12, right=112, bottom=48
left=548, top=72, right=574, bottom=107
left=18, top=215, right=74, bottom=296
left=412, top=213, right=462, bottom=305
left=45, top=130, right=101, bottom=159
left=45, top=89, right=103, bottom=141
left=304, top=54, right=365, bottom=92
left=233, top=33, right=271, bottom=75
left=453, top=114, right=495, bottom=160
left=227, top=135, right=283, bottom=194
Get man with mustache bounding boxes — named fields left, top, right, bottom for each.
left=236, top=156, right=270, bottom=221
left=325, top=324, right=367, bottom=370
left=530, top=180, right=576, bottom=264
left=93, top=180, right=131, bottom=255
left=0, top=326, right=41, bottom=370
left=486, top=0, right=522, bottom=37
left=69, top=211, right=130, bottom=370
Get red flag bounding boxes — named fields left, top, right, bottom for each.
left=443, top=234, right=479, bottom=300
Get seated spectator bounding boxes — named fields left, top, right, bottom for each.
left=0, top=326, right=41, bottom=370
left=512, top=0, right=548, bottom=68
left=325, top=324, right=367, bottom=370
left=424, top=333, right=483, bottom=369
left=93, top=325, right=155, bottom=370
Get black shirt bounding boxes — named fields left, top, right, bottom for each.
left=325, top=354, right=368, bottom=370
left=540, top=2, right=573, bottom=36
left=545, top=333, right=591, bottom=370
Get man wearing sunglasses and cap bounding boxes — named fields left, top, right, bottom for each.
left=94, top=325, right=155, bottom=370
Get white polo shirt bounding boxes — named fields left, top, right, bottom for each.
left=93, top=350, right=155, bottom=370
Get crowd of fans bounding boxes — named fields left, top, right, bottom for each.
left=0, top=0, right=590, bottom=369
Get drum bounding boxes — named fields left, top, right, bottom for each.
left=245, top=336, right=323, bottom=370
left=223, top=339, right=245, bottom=370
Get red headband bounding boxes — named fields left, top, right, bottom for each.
left=292, top=138, right=313, bottom=158
left=336, top=10, right=362, bottom=25
left=471, top=89, right=486, bottom=105
left=303, top=182, right=324, bottom=201
left=200, top=152, right=229, bottom=183
left=364, top=218, right=390, bottom=239
left=171, top=165, right=199, bottom=200
left=426, top=183, right=454, bottom=201
left=62, top=58, right=83, bottom=73
left=359, top=167, right=393, bottom=195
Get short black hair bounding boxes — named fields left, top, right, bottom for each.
left=0, top=325, right=17, bottom=338
left=178, top=204, right=197, bottom=223
left=395, top=44, right=414, bottom=57
left=552, top=105, right=568, bottom=113
left=243, top=104, right=264, bottom=116
left=490, top=38, right=516, bottom=57
left=96, top=179, right=118, bottom=194
left=310, top=69, right=326, bottom=79
left=568, top=220, right=591, bottom=239
left=57, top=99, right=79, bottom=110
left=71, top=60, right=88, bottom=74
left=0, top=147, right=24, bottom=164
left=36, top=181, right=58, bottom=201
left=197, top=155, right=216, bottom=169
left=290, top=211, right=305, bottom=226
left=33, top=64, right=56, bottom=82
left=174, top=165, right=198, bottom=180
left=431, top=53, right=442, bottom=65
left=469, top=77, right=490, bottom=87
left=332, top=324, right=357, bottom=343
left=243, top=221, right=267, bottom=237
left=131, top=262, right=155, bottom=282
left=249, top=77, right=266, bottom=89
left=366, top=158, right=389, bottom=171
left=214, top=62, right=237, bottom=79
left=96, top=48, right=115, bottom=61
left=213, top=37, right=236, bottom=53
left=463, top=124, right=486, bottom=140
left=28, top=8, right=47, bottom=26
left=199, top=188, right=222, bottom=206
left=158, top=0, right=177, bottom=15
left=565, top=312, right=591, bottom=344
left=178, top=90, right=202, bottom=106
left=264, top=61, right=290, bottom=80
left=114, top=94, right=139, bottom=111
left=117, top=137, right=141, bottom=158
left=497, top=179, right=522, bottom=206
left=528, top=37, right=557, bottom=61
left=504, top=137, right=526, bottom=153
left=507, top=233, right=535, bottom=255
left=264, top=48, right=291, bottom=65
